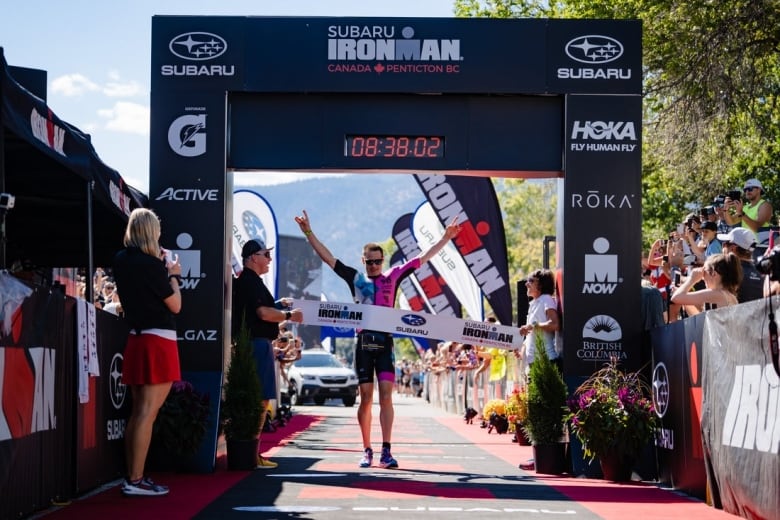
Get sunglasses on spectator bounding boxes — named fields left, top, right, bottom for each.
left=744, top=187, right=757, bottom=192
left=253, top=251, right=271, bottom=258
left=364, top=258, right=383, bottom=266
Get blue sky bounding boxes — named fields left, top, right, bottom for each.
left=0, top=0, right=456, bottom=194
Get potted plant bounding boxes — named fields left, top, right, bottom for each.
left=221, top=320, right=263, bottom=470
left=149, top=380, right=210, bottom=470
left=522, top=332, right=568, bottom=474
left=506, top=387, right=530, bottom=445
left=565, top=357, right=657, bottom=481
left=481, top=398, right=509, bottom=434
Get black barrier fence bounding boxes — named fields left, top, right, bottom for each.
left=0, top=287, right=130, bottom=519
left=1, top=285, right=778, bottom=518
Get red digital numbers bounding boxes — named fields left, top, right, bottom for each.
left=346, top=135, right=444, bottom=158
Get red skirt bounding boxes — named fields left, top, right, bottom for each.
left=122, top=331, right=181, bottom=385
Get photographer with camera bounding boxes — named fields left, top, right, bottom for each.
left=757, top=228, right=780, bottom=296
left=724, top=179, right=773, bottom=241
left=717, top=227, right=764, bottom=302
left=712, top=195, right=734, bottom=234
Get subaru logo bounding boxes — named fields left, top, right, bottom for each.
left=401, top=314, right=427, bottom=327
left=169, top=32, right=227, bottom=61
left=652, top=362, right=670, bottom=418
left=109, top=353, right=127, bottom=410
left=565, top=35, right=623, bottom=64
left=241, top=211, right=266, bottom=243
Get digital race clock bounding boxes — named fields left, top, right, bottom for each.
left=345, top=135, right=444, bottom=159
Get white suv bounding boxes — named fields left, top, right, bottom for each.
left=284, top=349, right=359, bottom=407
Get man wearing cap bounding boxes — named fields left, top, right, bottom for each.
left=232, top=238, right=304, bottom=469
left=726, top=179, right=773, bottom=240
left=717, top=227, right=763, bottom=302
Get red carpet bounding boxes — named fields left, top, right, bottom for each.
left=439, top=416, right=736, bottom=520
left=41, top=412, right=736, bottom=520
left=43, top=414, right=323, bottom=520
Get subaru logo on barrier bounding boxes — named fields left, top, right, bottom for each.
left=109, top=353, right=127, bottom=410
left=565, top=35, right=623, bottom=64
left=169, top=32, right=227, bottom=61
left=401, top=314, right=427, bottom=327
left=652, top=362, right=670, bottom=418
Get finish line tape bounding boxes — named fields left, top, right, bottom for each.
left=292, top=299, right=521, bottom=350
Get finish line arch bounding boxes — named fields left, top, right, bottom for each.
left=149, top=17, right=642, bottom=463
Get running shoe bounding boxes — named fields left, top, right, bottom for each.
left=359, top=447, right=373, bottom=468
left=518, top=459, right=535, bottom=470
left=121, top=476, right=169, bottom=497
left=256, top=455, right=278, bottom=469
left=379, top=447, right=398, bottom=469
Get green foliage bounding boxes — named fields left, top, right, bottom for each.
left=565, top=358, right=657, bottom=462
left=394, top=336, right=420, bottom=362
left=494, top=178, right=557, bottom=321
left=221, top=320, right=262, bottom=441
left=455, top=0, right=780, bottom=251
left=153, top=380, right=210, bottom=457
left=523, top=332, right=568, bottom=444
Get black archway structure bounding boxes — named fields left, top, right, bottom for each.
left=150, top=16, right=642, bottom=469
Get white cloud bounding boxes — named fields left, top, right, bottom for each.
left=50, top=72, right=143, bottom=98
left=51, top=74, right=100, bottom=96
left=103, top=81, right=143, bottom=98
left=98, top=101, right=149, bottom=136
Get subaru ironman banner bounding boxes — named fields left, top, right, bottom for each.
left=292, top=299, right=520, bottom=350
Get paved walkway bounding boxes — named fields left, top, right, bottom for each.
left=41, top=395, right=738, bottom=520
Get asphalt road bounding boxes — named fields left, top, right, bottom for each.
left=192, top=394, right=730, bottom=520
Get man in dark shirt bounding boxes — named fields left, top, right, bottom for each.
left=232, top=238, right=303, bottom=469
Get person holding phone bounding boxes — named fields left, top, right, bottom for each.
left=113, top=208, right=182, bottom=497
left=725, top=179, right=773, bottom=240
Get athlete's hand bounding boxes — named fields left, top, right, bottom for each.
left=294, top=210, right=312, bottom=235
left=444, top=217, right=461, bottom=240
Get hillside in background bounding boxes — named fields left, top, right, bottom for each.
left=236, top=173, right=426, bottom=300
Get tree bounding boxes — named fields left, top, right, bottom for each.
left=455, top=1, right=780, bottom=250
left=494, top=178, right=557, bottom=316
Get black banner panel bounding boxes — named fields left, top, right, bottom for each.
left=561, top=94, right=643, bottom=377
left=650, top=316, right=707, bottom=498
left=229, top=93, right=563, bottom=173
left=150, top=17, right=641, bottom=95
left=149, top=92, right=229, bottom=371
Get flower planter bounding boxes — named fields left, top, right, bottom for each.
left=533, top=443, right=567, bottom=475
left=515, top=423, right=531, bottom=446
left=599, top=450, right=635, bottom=482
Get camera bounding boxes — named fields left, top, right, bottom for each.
left=0, top=193, right=15, bottom=211
left=673, top=269, right=682, bottom=286
left=727, top=190, right=742, bottom=202
left=755, top=245, right=780, bottom=281
left=699, top=205, right=715, bottom=217
left=713, top=195, right=726, bottom=207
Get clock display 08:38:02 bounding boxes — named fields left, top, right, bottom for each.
left=345, top=135, right=445, bottom=159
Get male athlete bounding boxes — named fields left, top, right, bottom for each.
left=295, top=209, right=460, bottom=468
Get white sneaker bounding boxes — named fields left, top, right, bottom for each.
left=121, top=477, right=169, bottom=496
